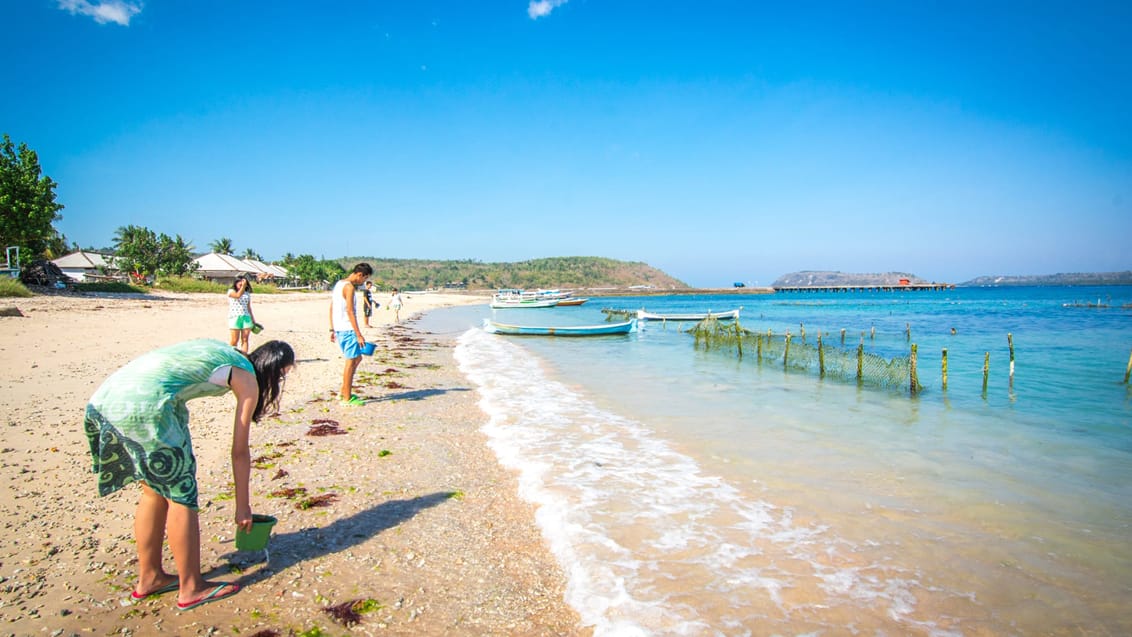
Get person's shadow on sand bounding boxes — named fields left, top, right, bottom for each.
left=215, top=491, right=456, bottom=585
left=370, top=387, right=470, bottom=403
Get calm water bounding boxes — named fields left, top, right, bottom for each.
left=418, top=286, right=1132, bottom=636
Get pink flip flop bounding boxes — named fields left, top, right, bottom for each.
left=176, top=583, right=240, bottom=610
left=130, top=581, right=179, bottom=600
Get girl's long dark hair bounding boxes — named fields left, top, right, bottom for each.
left=231, top=276, right=253, bottom=293
left=247, top=340, right=294, bottom=421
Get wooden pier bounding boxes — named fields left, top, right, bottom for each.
left=773, top=283, right=954, bottom=293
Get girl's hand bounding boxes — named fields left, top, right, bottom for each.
left=236, top=505, right=254, bottom=533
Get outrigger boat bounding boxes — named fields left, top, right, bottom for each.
left=635, top=308, right=741, bottom=321
left=483, top=318, right=637, bottom=336
left=490, top=297, right=559, bottom=309
left=554, top=297, right=589, bottom=306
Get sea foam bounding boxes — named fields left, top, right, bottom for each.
left=455, top=327, right=923, bottom=635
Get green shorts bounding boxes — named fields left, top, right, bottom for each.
left=230, top=315, right=254, bottom=330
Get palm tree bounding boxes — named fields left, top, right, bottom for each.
left=241, top=247, right=261, bottom=261
left=209, top=237, right=233, bottom=255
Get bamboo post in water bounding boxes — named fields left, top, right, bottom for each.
left=756, top=333, right=763, bottom=361
left=840, top=328, right=846, bottom=346
left=910, top=343, right=919, bottom=395
left=734, top=322, right=743, bottom=360
left=857, top=341, right=864, bottom=382
left=871, top=325, right=876, bottom=340
left=784, top=332, right=792, bottom=369
left=818, top=334, right=825, bottom=377
left=1125, top=348, right=1132, bottom=384
left=800, top=322, right=805, bottom=342
left=941, top=348, right=948, bottom=390
left=982, top=352, right=990, bottom=395
left=1008, top=333, right=1015, bottom=388
left=905, top=323, right=911, bottom=341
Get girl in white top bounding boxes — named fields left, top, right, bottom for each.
left=390, top=287, right=404, bottom=323
left=227, top=276, right=256, bottom=353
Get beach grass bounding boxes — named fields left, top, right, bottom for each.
left=73, top=281, right=148, bottom=293
left=0, top=277, right=33, bottom=297
left=153, top=275, right=285, bottom=294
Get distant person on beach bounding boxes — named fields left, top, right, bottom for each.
left=389, top=287, right=404, bottom=323
left=83, top=338, right=295, bottom=611
left=330, top=263, right=373, bottom=405
left=362, top=280, right=379, bottom=328
left=227, top=276, right=256, bottom=353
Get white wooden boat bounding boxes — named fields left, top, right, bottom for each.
left=635, top=308, right=741, bottom=321
left=490, top=297, right=560, bottom=309
left=483, top=318, right=637, bottom=336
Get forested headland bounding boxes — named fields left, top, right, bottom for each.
left=338, top=256, right=689, bottom=291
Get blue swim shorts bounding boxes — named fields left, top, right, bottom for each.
left=335, top=330, right=363, bottom=359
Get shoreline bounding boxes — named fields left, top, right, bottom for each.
left=0, top=291, right=589, bottom=635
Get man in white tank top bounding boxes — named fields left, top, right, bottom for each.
left=329, top=262, right=373, bottom=405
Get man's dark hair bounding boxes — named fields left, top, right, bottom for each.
left=353, top=262, right=374, bottom=276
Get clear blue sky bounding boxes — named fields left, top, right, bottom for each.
left=4, top=1, right=1130, bottom=286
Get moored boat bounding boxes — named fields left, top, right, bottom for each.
left=490, top=297, right=560, bottom=309
left=636, top=308, right=741, bottom=321
left=554, top=297, right=589, bottom=306
left=483, top=318, right=637, bottom=336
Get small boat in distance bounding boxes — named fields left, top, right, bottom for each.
left=636, top=308, right=741, bottom=322
left=483, top=318, right=637, bottom=336
left=490, top=297, right=559, bottom=309
left=491, top=288, right=575, bottom=309
left=555, top=297, right=589, bottom=306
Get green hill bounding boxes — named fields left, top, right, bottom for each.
left=336, top=256, right=689, bottom=291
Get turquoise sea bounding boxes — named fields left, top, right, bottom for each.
left=417, top=286, right=1132, bottom=636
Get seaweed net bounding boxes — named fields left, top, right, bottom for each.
left=689, top=318, right=922, bottom=394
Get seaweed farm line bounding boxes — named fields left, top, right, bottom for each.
left=422, top=285, right=1132, bottom=635
left=689, top=319, right=1047, bottom=398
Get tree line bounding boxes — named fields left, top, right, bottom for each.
left=0, top=134, right=347, bottom=286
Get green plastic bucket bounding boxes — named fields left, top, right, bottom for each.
left=235, top=514, right=277, bottom=551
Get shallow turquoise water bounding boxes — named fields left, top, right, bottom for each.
left=421, top=286, right=1132, bottom=635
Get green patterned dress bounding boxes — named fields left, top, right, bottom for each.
left=84, top=339, right=254, bottom=509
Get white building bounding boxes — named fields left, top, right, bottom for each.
left=52, top=250, right=118, bottom=282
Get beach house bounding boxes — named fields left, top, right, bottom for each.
left=52, top=250, right=119, bottom=282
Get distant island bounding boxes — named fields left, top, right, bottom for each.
left=772, top=270, right=1132, bottom=289
left=959, top=271, right=1132, bottom=287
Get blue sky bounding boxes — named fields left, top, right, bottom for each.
left=4, top=1, right=1130, bottom=286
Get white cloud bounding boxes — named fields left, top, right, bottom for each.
left=58, top=0, right=142, bottom=26
left=528, top=0, right=568, bottom=20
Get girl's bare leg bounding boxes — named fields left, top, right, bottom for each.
left=166, top=497, right=237, bottom=604
left=134, top=483, right=178, bottom=595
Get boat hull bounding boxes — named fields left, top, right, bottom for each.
left=483, top=318, right=637, bottom=336
left=490, top=298, right=560, bottom=309
left=636, top=308, right=741, bottom=321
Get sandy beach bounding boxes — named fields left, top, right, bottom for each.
left=0, top=289, right=588, bottom=636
